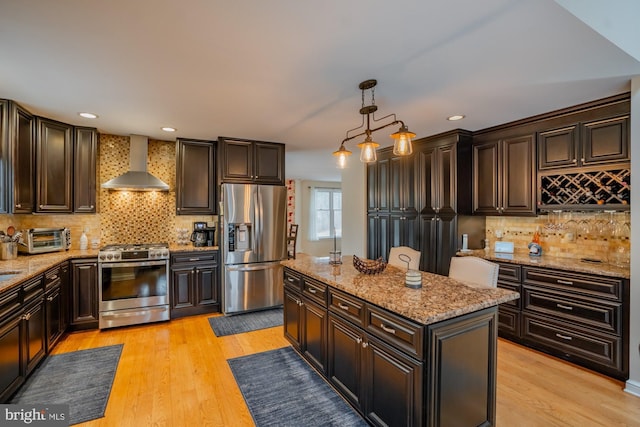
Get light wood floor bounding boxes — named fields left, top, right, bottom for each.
left=50, top=314, right=640, bottom=427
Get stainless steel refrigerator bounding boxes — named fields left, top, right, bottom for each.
left=221, top=183, right=287, bottom=314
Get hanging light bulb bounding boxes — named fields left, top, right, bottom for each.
left=357, top=135, right=380, bottom=163
left=391, top=124, right=416, bottom=156
left=332, top=144, right=352, bottom=169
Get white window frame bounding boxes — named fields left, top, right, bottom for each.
left=309, top=187, right=342, bottom=241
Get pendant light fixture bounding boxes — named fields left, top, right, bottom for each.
left=333, top=79, right=415, bottom=168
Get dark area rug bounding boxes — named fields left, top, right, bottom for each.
left=10, top=344, right=123, bottom=425
left=208, top=307, right=283, bottom=337
left=228, top=346, right=367, bottom=427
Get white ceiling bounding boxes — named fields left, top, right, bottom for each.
left=1, top=0, right=639, bottom=182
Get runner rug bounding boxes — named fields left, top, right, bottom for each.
left=10, top=344, right=123, bottom=425
left=208, top=307, right=283, bottom=337
left=228, top=346, right=367, bottom=426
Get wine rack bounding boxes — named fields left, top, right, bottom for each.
left=538, top=168, right=630, bottom=210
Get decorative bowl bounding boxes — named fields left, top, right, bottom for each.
left=353, top=255, right=387, bottom=275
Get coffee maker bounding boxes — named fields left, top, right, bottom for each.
left=191, top=222, right=208, bottom=247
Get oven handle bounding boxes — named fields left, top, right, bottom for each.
left=100, top=260, right=169, bottom=269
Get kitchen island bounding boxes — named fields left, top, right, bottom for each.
left=281, top=255, right=518, bottom=427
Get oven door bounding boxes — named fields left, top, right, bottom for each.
left=99, top=259, right=169, bottom=312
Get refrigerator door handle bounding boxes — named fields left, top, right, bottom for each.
left=253, top=187, right=260, bottom=256
left=226, top=262, right=281, bottom=272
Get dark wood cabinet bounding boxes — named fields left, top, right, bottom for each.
left=367, top=156, right=390, bottom=213
left=70, top=259, right=98, bottom=330
left=419, top=214, right=457, bottom=275
left=23, top=298, right=45, bottom=376
left=0, top=100, right=10, bottom=214
left=327, top=307, right=423, bottom=427
left=176, top=138, right=216, bottom=215
left=218, top=137, right=285, bottom=185
left=283, top=269, right=328, bottom=374
left=35, top=117, right=73, bottom=213
left=389, top=155, right=416, bottom=215
left=495, top=262, right=522, bottom=340
left=12, top=102, right=35, bottom=214
left=73, top=127, right=97, bottom=213
left=538, top=114, right=629, bottom=170
left=44, top=263, right=68, bottom=352
left=0, top=287, right=24, bottom=402
left=367, top=213, right=390, bottom=261
left=170, top=251, right=220, bottom=318
left=473, top=132, right=536, bottom=216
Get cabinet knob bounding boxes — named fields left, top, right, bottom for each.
left=39, top=205, right=44, bottom=209
left=23, top=313, right=32, bottom=321
left=47, top=296, right=54, bottom=302
left=362, top=341, right=369, bottom=348
left=356, top=337, right=362, bottom=344
left=15, top=203, right=21, bottom=208
left=90, top=205, right=94, bottom=209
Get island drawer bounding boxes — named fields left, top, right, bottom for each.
left=365, top=305, right=423, bottom=359
left=283, top=268, right=302, bottom=291
left=302, top=277, right=327, bottom=307
left=522, top=286, right=621, bottom=334
left=328, top=288, right=365, bottom=327
left=522, top=312, right=622, bottom=375
left=497, top=281, right=521, bottom=309
left=522, top=267, right=623, bottom=301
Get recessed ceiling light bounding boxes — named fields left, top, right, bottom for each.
left=447, top=115, right=465, bottom=121
left=161, top=127, right=176, bottom=132
left=78, top=112, right=98, bottom=119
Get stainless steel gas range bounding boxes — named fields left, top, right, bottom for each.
left=98, top=243, right=170, bottom=329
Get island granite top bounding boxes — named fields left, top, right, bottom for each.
left=281, top=254, right=519, bottom=326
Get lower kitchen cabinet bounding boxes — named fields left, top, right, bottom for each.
left=494, top=261, right=629, bottom=381
left=328, top=313, right=423, bottom=427
left=0, top=287, right=24, bottom=402
left=283, top=270, right=328, bottom=374
left=44, top=262, right=69, bottom=352
left=70, top=258, right=99, bottom=330
left=170, top=250, right=220, bottom=318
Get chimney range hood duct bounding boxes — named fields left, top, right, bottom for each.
left=101, top=135, right=170, bottom=191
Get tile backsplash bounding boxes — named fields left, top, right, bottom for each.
left=486, top=211, right=630, bottom=263
left=0, top=134, right=216, bottom=249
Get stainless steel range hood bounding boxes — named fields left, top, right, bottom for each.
left=101, top=135, right=170, bottom=191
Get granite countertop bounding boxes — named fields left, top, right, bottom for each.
left=281, top=254, right=519, bottom=326
left=0, top=245, right=220, bottom=295
left=458, top=249, right=630, bottom=279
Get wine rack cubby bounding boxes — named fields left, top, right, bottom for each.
left=538, top=167, right=630, bottom=210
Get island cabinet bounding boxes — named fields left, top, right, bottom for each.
left=283, top=264, right=503, bottom=427
left=283, top=269, right=328, bottom=374
left=170, top=250, right=220, bottom=318
left=472, top=130, right=536, bottom=216
left=175, top=138, right=216, bottom=215
left=218, top=137, right=285, bottom=185
left=495, top=261, right=522, bottom=340
left=70, top=258, right=99, bottom=330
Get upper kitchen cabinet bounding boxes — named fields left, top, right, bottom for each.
left=176, top=138, right=216, bottom=215
left=11, top=102, right=36, bottom=214
left=35, top=117, right=73, bottom=213
left=0, top=100, right=10, bottom=214
left=218, top=137, right=285, bottom=185
left=538, top=115, right=629, bottom=170
left=73, top=127, right=97, bottom=213
left=414, top=129, right=473, bottom=216
left=473, top=130, right=536, bottom=216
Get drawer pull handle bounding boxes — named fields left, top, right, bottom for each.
left=287, top=277, right=295, bottom=283
left=308, top=288, right=317, bottom=294
left=557, top=280, right=573, bottom=285
left=189, top=258, right=200, bottom=262
left=50, top=275, right=58, bottom=280
left=338, top=302, right=349, bottom=311
left=380, top=324, right=396, bottom=334
left=555, top=333, right=573, bottom=341
left=556, top=303, right=573, bottom=311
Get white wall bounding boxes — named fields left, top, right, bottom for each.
left=298, top=179, right=341, bottom=257
left=625, top=76, right=640, bottom=396
left=340, top=160, right=367, bottom=257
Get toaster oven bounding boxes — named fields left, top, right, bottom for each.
left=18, top=228, right=71, bottom=254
